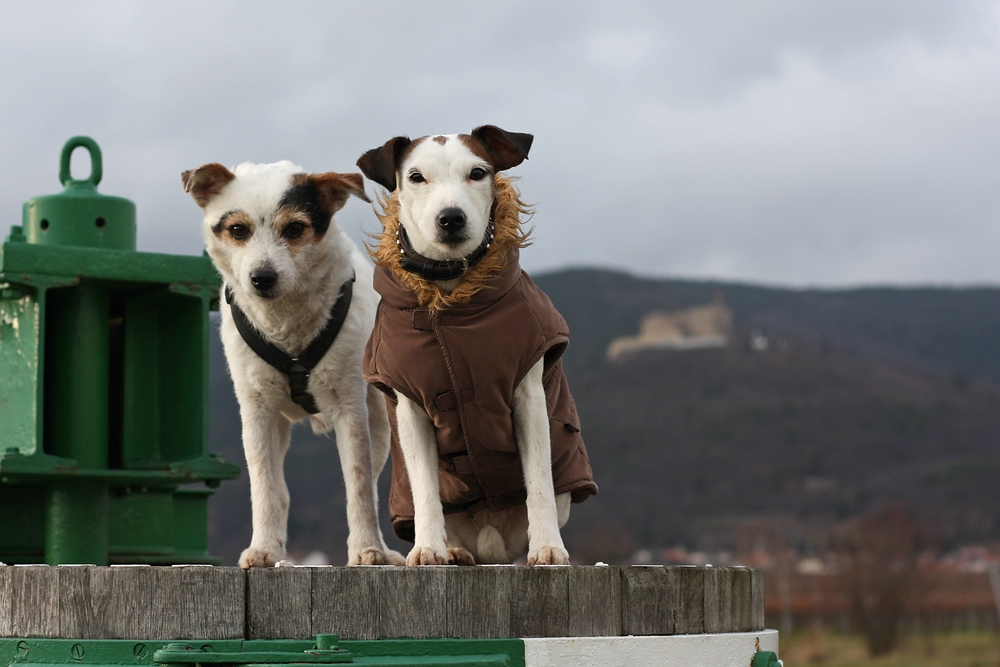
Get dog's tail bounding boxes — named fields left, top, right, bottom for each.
left=476, top=525, right=508, bottom=564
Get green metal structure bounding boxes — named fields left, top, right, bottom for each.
left=0, top=137, right=239, bottom=566
left=0, top=637, right=526, bottom=667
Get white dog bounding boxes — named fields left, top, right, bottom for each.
left=182, top=161, right=403, bottom=568
left=358, top=126, right=597, bottom=567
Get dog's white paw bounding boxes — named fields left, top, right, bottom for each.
left=406, top=545, right=448, bottom=566
left=239, top=546, right=284, bottom=568
left=447, top=547, right=476, bottom=566
left=384, top=548, right=407, bottom=566
left=348, top=547, right=389, bottom=566
left=527, top=545, right=570, bottom=566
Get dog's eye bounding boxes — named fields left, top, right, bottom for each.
left=283, top=222, right=306, bottom=239
left=469, top=167, right=489, bottom=181
left=229, top=225, right=250, bottom=240
left=408, top=172, right=425, bottom=184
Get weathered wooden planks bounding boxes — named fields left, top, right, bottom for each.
left=567, top=566, right=621, bottom=637
left=703, top=565, right=733, bottom=633
left=445, top=565, right=513, bottom=639
left=0, top=565, right=59, bottom=637
left=671, top=566, right=705, bottom=635
left=247, top=566, right=312, bottom=640
left=621, top=566, right=674, bottom=635
left=0, top=564, right=764, bottom=640
left=0, top=565, right=244, bottom=639
left=312, top=566, right=382, bottom=640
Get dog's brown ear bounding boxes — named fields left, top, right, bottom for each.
left=310, top=172, right=371, bottom=215
left=470, top=125, right=533, bottom=172
left=182, top=163, right=236, bottom=208
left=357, top=136, right=412, bottom=192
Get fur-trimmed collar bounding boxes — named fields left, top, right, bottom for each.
left=374, top=247, right=524, bottom=311
left=368, top=175, right=531, bottom=310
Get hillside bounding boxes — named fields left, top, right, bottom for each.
left=535, top=270, right=1000, bottom=381
left=560, top=345, right=1000, bottom=564
left=206, top=269, right=1000, bottom=565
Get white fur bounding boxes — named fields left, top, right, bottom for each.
left=197, top=161, right=403, bottom=568
left=391, top=139, right=572, bottom=566
left=397, top=137, right=495, bottom=264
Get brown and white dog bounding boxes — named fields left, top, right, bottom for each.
left=182, top=160, right=403, bottom=568
left=358, top=126, right=597, bottom=566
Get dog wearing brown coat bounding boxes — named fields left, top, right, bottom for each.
left=358, top=126, right=597, bottom=566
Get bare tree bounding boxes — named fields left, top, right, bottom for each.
left=838, top=505, right=917, bottom=656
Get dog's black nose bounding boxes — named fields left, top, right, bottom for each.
left=250, top=268, right=277, bottom=291
left=437, top=207, right=466, bottom=232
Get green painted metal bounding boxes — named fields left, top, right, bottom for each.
left=0, top=638, right=525, bottom=667
left=153, top=642, right=354, bottom=664
left=23, top=137, right=136, bottom=250
left=44, top=285, right=111, bottom=468
left=45, top=482, right=109, bottom=565
left=751, top=650, right=781, bottom=667
left=42, top=284, right=112, bottom=564
left=0, top=137, right=238, bottom=565
left=0, top=241, right=221, bottom=286
left=0, top=288, right=40, bottom=456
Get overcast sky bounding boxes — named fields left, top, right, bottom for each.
left=2, top=1, right=999, bottom=287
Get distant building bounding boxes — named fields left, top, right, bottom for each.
left=607, top=298, right=734, bottom=360
left=749, top=328, right=769, bottom=352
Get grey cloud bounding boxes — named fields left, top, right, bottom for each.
left=1, top=1, right=998, bottom=286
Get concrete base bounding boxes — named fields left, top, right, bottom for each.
left=524, top=630, right=780, bottom=667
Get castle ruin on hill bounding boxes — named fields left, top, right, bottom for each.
left=606, top=294, right=734, bottom=360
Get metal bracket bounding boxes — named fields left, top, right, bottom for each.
left=153, top=636, right=352, bottom=665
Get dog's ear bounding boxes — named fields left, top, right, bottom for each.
left=470, top=125, right=533, bottom=172
left=182, top=163, right=236, bottom=208
left=357, top=136, right=412, bottom=191
left=310, top=172, right=372, bottom=215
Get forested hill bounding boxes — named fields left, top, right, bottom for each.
left=534, top=269, right=1000, bottom=382
left=207, top=269, right=1000, bottom=565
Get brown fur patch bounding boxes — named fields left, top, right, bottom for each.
left=182, top=163, right=235, bottom=208
left=357, top=136, right=429, bottom=192
left=394, top=137, right=428, bottom=187
left=310, top=172, right=371, bottom=213
left=219, top=210, right=254, bottom=244
left=405, top=136, right=429, bottom=154
left=274, top=208, right=315, bottom=258
left=433, top=135, right=448, bottom=145
left=368, top=175, right=532, bottom=310
left=457, top=135, right=493, bottom=166
left=470, top=126, right=532, bottom=172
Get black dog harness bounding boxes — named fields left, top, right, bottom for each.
left=225, top=274, right=355, bottom=414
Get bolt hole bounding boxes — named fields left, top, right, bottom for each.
left=95, top=217, right=106, bottom=228
left=40, top=219, right=50, bottom=230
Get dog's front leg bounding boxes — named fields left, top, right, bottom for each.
left=512, top=359, right=570, bottom=565
left=240, top=408, right=292, bottom=568
left=367, top=385, right=406, bottom=565
left=395, top=394, right=449, bottom=565
left=330, top=405, right=390, bottom=566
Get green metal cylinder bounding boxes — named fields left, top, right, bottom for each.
left=45, top=483, right=109, bottom=565
left=43, top=285, right=111, bottom=564
left=22, top=137, right=136, bottom=250
left=44, top=286, right=110, bottom=468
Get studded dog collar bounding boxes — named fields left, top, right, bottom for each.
left=395, top=202, right=497, bottom=282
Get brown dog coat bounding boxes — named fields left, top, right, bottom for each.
left=364, top=249, right=598, bottom=542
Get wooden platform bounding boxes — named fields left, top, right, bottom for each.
left=0, top=564, right=764, bottom=640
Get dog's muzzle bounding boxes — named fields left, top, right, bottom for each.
left=251, top=268, right=278, bottom=295
left=436, top=207, right=468, bottom=246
